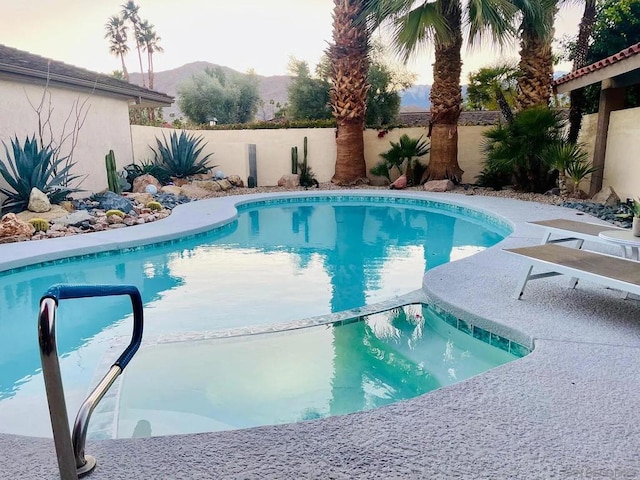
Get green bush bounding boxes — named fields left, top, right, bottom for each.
left=0, top=135, right=81, bottom=214
left=151, top=131, right=215, bottom=179
left=122, top=159, right=169, bottom=189
left=481, top=107, right=564, bottom=193
left=372, top=134, right=430, bottom=186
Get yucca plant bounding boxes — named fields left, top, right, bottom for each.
left=0, top=135, right=81, bottom=214
left=566, top=157, right=598, bottom=196
left=151, top=131, right=215, bottom=179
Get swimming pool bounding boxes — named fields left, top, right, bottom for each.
left=0, top=194, right=513, bottom=438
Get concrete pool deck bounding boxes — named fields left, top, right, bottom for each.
left=1, top=190, right=638, bottom=479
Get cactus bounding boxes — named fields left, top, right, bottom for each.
left=291, top=146, right=298, bottom=174
left=303, top=136, right=308, bottom=167
left=105, top=209, right=126, bottom=218
left=146, top=201, right=163, bottom=211
left=105, top=150, right=121, bottom=194
left=28, top=218, right=49, bottom=232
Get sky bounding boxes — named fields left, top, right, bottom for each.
left=1, top=0, right=584, bottom=85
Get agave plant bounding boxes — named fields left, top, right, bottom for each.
left=0, top=135, right=81, bottom=214
left=151, top=131, right=215, bottom=179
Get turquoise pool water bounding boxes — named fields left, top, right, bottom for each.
left=0, top=196, right=511, bottom=437
left=115, top=304, right=519, bottom=438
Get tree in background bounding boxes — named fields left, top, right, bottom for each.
left=328, top=0, right=370, bottom=185
left=286, top=59, right=332, bottom=120
left=139, top=19, right=163, bottom=90
left=362, top=0, right=516, bottom=183
left=121, top=1, right=146, bottom=87
left=104, top=15, right=130, bottom=81
left=177, top=67, right=260, bottom=124
left=512, top=0, right=557, bottom=110
left=465, top=64, right=518, bottom=122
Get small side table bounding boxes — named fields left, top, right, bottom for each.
left=598, top=230, right=640, bottom=261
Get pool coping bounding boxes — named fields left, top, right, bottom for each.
left=1, top=190, right=639, bottom=479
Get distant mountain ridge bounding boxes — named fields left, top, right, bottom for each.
left=129, top=62, right=434, bottom=121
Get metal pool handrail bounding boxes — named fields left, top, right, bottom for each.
left=38, top=284, right=144, bottom=479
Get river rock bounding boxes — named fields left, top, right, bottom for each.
left=0, top=213, right=35, bottom=243
left=28, top=188, right=51, bottom=213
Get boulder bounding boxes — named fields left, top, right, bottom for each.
left=216, top=179, right=233, bottom=191
left=124, top=192, right=155, bottom=206
left=0, top=213, right=35, bottom=243
left=179, top=184, right=216, bottom=200
left=132, top=174, right=162, bottom=194
left=423, top=179, right=455, bottom=192
left=170, top=177, right=189, bottom=187
left=59, top=201, right=75, bottom=212
left=193, top=180, right=222, bottom=192
left=278, top=174, right=300, bottom=188
left=17, top=205, right=69, bottom=222
left=28, top=188, right=51, bottom=213
left=369, top=176, right=390, bottom=187
left=390, top=175, right=407, bottom=190
left=92, top=191, right=135, bottom=214
left=227, top=175, right=244, bottom=187
left=592, top=186, right=620, bottom=206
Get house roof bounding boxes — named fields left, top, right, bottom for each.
left=0, top=44, right=173, bottom=107
left=553, top=43, right=640, bottom=94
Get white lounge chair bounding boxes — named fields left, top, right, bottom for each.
left=504, top=243, right=640, bottom=299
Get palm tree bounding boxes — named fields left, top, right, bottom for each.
left=362, top=0, right=515, bottom=183
left=512, top=0, right=557, bottom=110
left=567, top=0, right=597, bottom=143
left=121, top=1, right=146, bottom=87
left=104, top=15, right=130, bottom=81
left=140, top=20, right=163, bottom=90
left=329, top=0, right=370, bottom=185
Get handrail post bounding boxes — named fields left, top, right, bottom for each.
left=38, top=284, right=144, bottom=479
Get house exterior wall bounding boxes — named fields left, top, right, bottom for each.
left=130, top=125, right=493, bottom=187
left=579, top=109, right=640, bottom=202
left=0, top=79, right=134, bottom=202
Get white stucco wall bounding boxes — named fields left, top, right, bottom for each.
left=600, top=107, right=640, bottom=201
left=0, top=79, right=134, bottom=202
left=131, top=125, right=493, bottom=187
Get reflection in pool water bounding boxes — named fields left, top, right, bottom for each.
left=0, top=198, right=509, bottom=437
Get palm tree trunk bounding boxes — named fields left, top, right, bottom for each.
left=334, top=123, right=367, bottom=182
left=120, top=54, right=129, bottom=81
left=136, top=43, right=146, bottom=87
left=568, top=0, right=597, bottom=144
left=421, top=0, right=463, bottom=183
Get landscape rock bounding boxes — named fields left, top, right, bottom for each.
left=28, top=188, right=51, bottom=213
left=278, top=174, right=300, bottom=188
left=59, top=201, right=75, bottom=212
left=423, top=179, right=455, bottom=192
left=592, top=186, right=620, bottom=206
left=17, top=205, right=69, bottom=222
left=53, top=210, right=94, bottom=227
left=390, top=175, right=407, bottom=190
left=216, top=179, right=233, bottom=191
left=92, top=191, right=135, bottom=213
left=179, top=184, right=216, bottom=200
left=132, top=174, right=162, bottom=194
left=369, top=176, right=390, bottom=187
left=124, top=192, right=154, bottom=206
left=227, top=175, right=244, bottom=187
left=0, top=213, right=35, bottom=242
left=193, top=180, right=222, bottom=192
left=160, top=185, right=183, bottom=196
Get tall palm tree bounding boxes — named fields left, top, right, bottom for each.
left=140, top=20, right=163, bottom=90
left=362, top=0, right=515, bottom=183
left=121, top=1, right=146, bottom=87
left=104, top=15, right=130, bottom=81
left=567, top=0, right=597, bottom=143
left=512, top=0, right=557, bottom=110
left=329, top=0, right=370, bottom=185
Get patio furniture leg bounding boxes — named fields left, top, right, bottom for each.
left=568, top=239, right=584, bottom=289
left=514, top=265, right=534, bottom=300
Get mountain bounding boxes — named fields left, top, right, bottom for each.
left=400, top=85, right=431, bottom=110
left=129, top=62, right=291, bottom=122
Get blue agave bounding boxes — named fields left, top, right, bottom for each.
left=151, top=131, right=215, bottom=179
left=0, top=135, right=81, bottom=214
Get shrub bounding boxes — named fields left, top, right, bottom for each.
left=372, top=134, right=430, bottom=186
left=0, top=135, right=81, bottom=214
left=122, top=159, right=169, bottom=189
left=151, top=131, right=216, bottom=179
left=481, top=107, right=564, bottom=193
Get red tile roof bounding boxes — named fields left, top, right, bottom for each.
left=553, top=42, right=640, bottom=87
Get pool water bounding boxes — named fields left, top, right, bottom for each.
left=115, top=304, right=518, bottom=438
left=0, top=197, right=511, bottom=437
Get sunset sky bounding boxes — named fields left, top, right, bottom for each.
left=2, top=0, right=584, bottom=85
